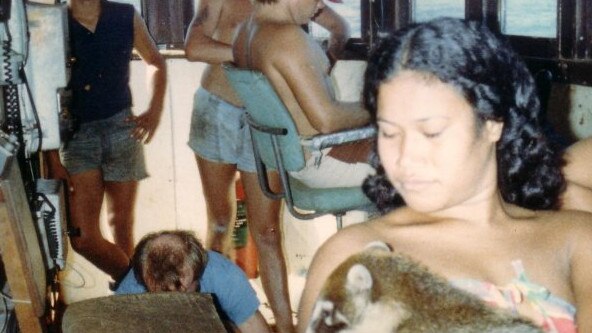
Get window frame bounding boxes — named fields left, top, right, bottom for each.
left=139, top=0, right=591, bottom=86
left=346, top=0, right=592, bottom=86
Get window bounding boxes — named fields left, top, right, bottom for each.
left=365, top=0, right=591, bottom=86
left=138, top=0, right=591, bottom=86
left=310, top=0, right=362, bottom=39
left=142, top=0, right=195, bottom=48
left=413, top=0, right=464, bottom=22
left=500, top=0, right=556, bottom=38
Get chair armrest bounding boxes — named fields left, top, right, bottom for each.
left=301, top=125, right=376, bottom=151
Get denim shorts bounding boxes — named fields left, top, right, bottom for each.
left=187, top=88, right=256, bottom=172
left=60, top=108, right=148, bottom=182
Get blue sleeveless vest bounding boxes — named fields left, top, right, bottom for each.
left=68, top=0, right=134, bottom=122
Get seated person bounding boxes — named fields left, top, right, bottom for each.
left=115, top=230, right=272, bottom=333
left=562, top=136, right=592, bottom=213
left=297, top=18, right=592, bottom=333
left=232, top=0, right=374, bottom=189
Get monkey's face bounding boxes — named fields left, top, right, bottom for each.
left=306, top=262, right=409, bottom=333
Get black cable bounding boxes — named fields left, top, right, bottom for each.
left=6, top=309, right=16, bottom=333
left=35, top=192, right=60, bottom=272
left=2, top=12, right=42, bottom=208
left=19, top=66, right=43, bottom=153
left=3, top=2, right=42, bottom=154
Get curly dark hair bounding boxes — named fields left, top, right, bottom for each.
left=132, top=230, right=209, bottom=292
left=362, top=17, right=565, bottom=213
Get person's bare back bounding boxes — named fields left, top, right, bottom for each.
left=233, top=8, right=372, bottom=164
left=234, top=21, right=333, bottom=136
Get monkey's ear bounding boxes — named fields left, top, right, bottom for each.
left=364, top=241, right=392, bottom=252
left=346, top=264, right=373, bottom=294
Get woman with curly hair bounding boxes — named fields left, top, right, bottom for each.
left=297, top=18, right=591, bottom=332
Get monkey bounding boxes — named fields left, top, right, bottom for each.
left=305, top=242, right=543, bottom=333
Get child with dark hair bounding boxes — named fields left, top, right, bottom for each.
left=117, top=230, right=272, bottom=333
left=298, top=18, right=592, bottom=333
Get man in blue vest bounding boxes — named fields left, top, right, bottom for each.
left=47, top=0, right=167, bottom=284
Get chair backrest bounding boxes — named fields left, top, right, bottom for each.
left=223, top=64, right=306, bottom=171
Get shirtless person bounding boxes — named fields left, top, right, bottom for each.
left=232, top=0, right=373, bottom=189
left=184, top=1, right=350, bottom=332
left=562, top=137, right=592, bottom=213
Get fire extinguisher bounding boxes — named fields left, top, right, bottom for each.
left=233, top=176, right=259, bottom=278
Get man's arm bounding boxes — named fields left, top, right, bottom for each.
left=313, top=4, right=351, bottom=61
left=561, top=137, right=592, bottom=212
left=184, top=0, right=233, bottom=63
left=563, top=137, right=592, bottom=190
left=44, top=150, right=73, bottom=192
left=131, top=10, right=167, bottom=144
left=270, top=26, right=369, bottom=134
left=237, top=311, right=272, bottom=333
left=562, top=182, right=592, bottom=213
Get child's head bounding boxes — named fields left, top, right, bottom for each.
left=132, top=230, right=208, bottom=292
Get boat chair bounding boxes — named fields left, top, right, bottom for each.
left=223, top=64, right=376, bottom=229
left=62, top=292, right=227, bottom=333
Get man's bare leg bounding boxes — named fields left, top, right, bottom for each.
left=241, top=171, right=294, bottom=333
left=105, top=180, right=139, bottom=258
left=195, top=155, right=237, bottom=257
left=67, top=169, right=130, bottom=280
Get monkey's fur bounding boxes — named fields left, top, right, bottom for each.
left=305, top=242, right=543, bottom=333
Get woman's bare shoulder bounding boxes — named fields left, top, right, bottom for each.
left=538, top=207, right=591, bottom=221
left=535, top=208, right=592, bottom=239
left=310, top=218, right=385, bottom=264
left=323, top=220, right=380, bottom=248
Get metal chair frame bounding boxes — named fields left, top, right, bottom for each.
left=224, top=64, right=376, bottom=229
